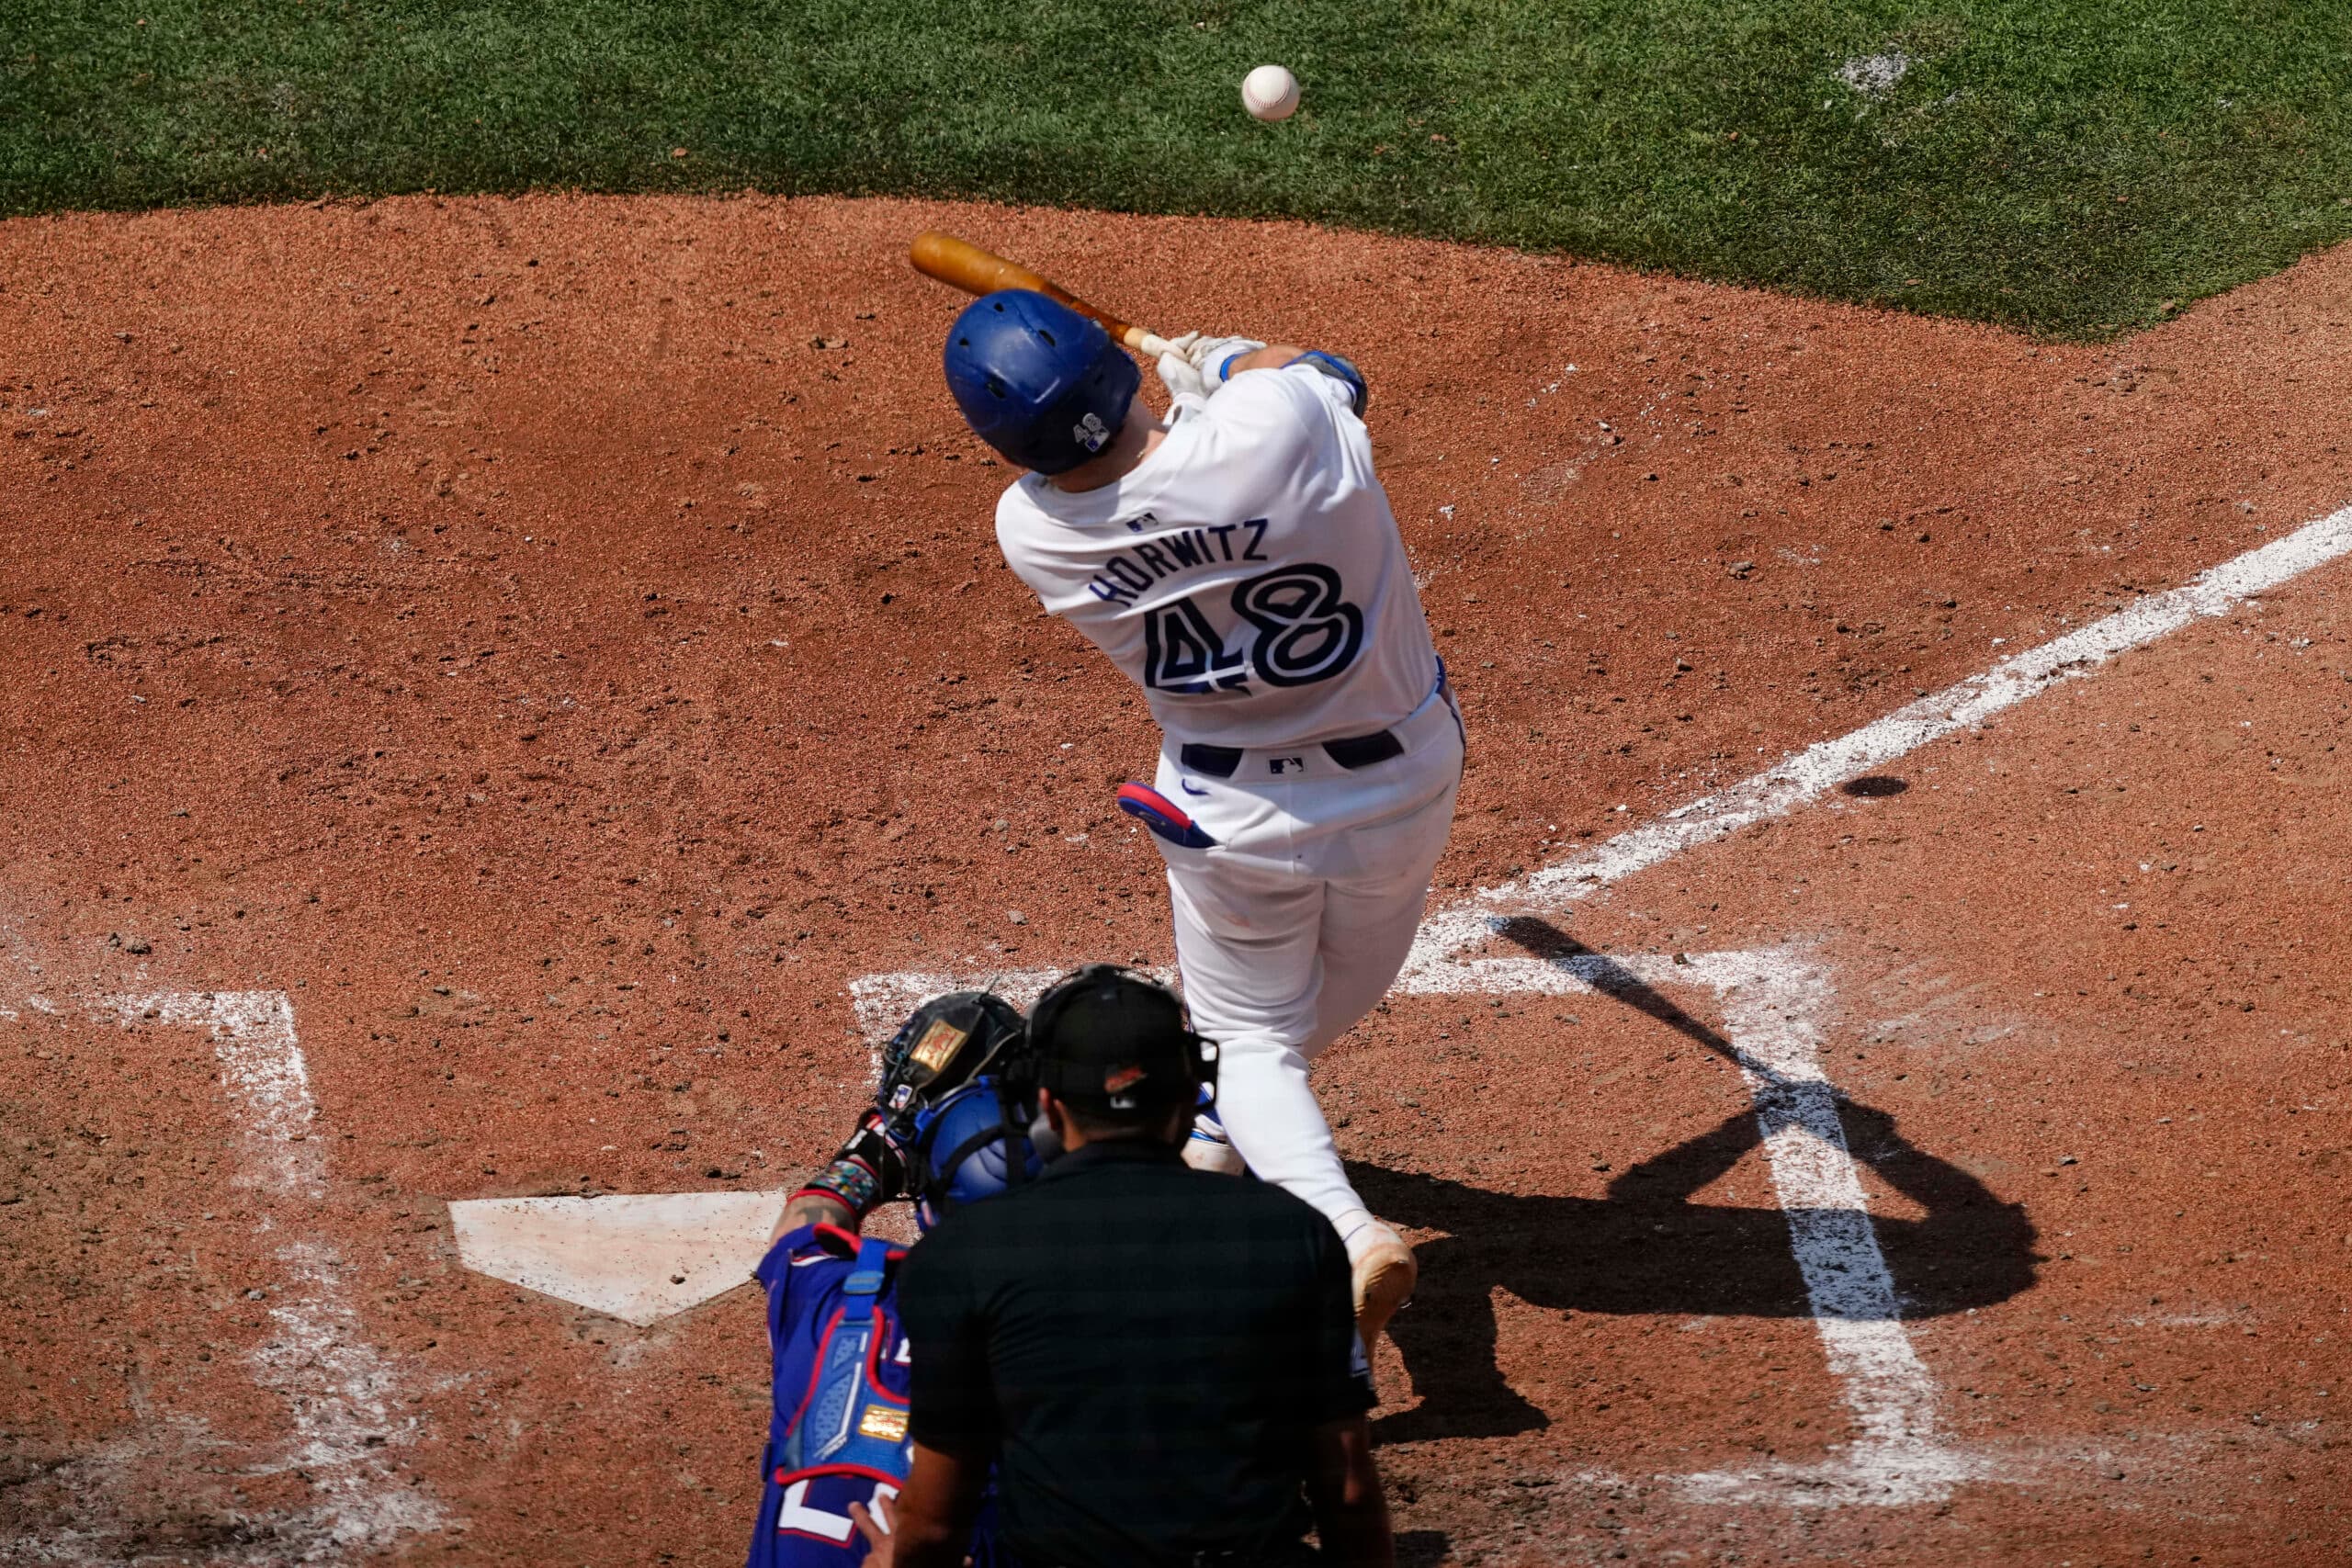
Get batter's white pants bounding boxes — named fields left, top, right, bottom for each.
left=1149, top=681, right=1464, bottom=1226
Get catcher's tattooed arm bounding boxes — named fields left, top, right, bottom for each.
left=770, top=1190, right=854, bottom=1243
left=769, top=1108, right=910, bottom=1244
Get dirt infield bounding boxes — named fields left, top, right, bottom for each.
left=3, top=193, right=2347, bottom=1565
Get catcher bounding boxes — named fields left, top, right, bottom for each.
left=743, top=992, right=1035, bottom=1568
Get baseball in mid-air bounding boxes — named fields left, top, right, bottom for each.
left=1242, top=64, right=1300, bottom=122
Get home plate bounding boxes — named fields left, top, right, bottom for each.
left=448, top=1190, right=787, bottom=1325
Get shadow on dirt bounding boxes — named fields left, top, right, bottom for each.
left=1354, top=919, right=2040, bottom=1443
left=1394, top=1529, right=1453, bottom=1566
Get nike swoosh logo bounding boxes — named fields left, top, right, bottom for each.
left=1179, top=780, right=1209, bottom=796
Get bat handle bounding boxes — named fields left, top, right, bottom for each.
left=1123, top=328, right=1176, bottom=357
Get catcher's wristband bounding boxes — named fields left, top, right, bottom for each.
left=795, top=1156, right=884, bottom=1219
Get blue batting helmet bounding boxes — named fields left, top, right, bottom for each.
left=944, top=290, right=1140, bottom=475
left=910, top=1076, right=1044, bottom=1232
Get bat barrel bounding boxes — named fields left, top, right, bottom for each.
left=909, top=231, right=1149, bottom=350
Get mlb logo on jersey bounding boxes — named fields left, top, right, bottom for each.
left=1268, top=755, right=1307, bottom=775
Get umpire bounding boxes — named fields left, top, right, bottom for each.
left=870, top=964, right=1394, bottom=1568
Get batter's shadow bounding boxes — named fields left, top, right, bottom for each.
left=1351, top=919, right=2041, bottom=1445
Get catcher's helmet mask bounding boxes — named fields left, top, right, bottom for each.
left=910, top=1075, right=1042, bottom=1232
left=876, top=990, right=1041, bottom=1231
left=877, top=989, right=1023, bottom=1116
left=891, top=969, right=1217, bottom=1229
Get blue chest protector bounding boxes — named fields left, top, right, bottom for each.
left=750, top=1229, right=1005, bottom=1568
left=776, top=1235, right=912, bottom=1482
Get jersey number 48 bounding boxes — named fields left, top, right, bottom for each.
left=1144, top=564, right=1365, bottom=695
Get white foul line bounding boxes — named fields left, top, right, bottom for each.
left=855, top=504, right=2352, bottom=1009
left=96, top=991, right=443, bottom=1558
left=1400, top=500, right=2352, bottom=987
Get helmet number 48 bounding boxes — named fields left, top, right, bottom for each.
left=1144, top=563, right=1364, bottom=695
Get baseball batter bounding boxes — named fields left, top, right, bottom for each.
left=941, top=291, right=1463, bottom=1340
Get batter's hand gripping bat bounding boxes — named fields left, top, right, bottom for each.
left=910, top=231, right=1174, bottom=358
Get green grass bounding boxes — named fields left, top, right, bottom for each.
left=6, top=0, right=2352, bottom=335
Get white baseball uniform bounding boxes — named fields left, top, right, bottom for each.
left=994, top=361, right=1463, bottom=1227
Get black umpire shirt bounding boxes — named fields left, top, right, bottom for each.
left=898, top=1139, right=1374, bottom=1567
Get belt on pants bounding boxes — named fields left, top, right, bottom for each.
left=1175, top=660, right=1454, bottom=782
left=1179, top=729, right=1398, bottom=778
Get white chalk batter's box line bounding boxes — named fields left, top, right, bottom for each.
left=17, top=967, right=1945, bottom=1526
left=2, top=990, right=444, bottom=1562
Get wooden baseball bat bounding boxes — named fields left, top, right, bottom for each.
left=910, top=231, right=1173, bottom=357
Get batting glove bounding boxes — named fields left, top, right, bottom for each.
left=1154, top=332, right=1211, bottom=402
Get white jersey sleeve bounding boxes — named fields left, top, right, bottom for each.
left=993, top=362, right=1438, bottom=750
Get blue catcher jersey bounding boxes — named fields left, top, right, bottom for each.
left=748, top=1224, right=1002, bottom=1568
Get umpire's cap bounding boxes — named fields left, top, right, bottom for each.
left=1025, top=964, right=1216, bottom=1114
